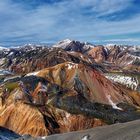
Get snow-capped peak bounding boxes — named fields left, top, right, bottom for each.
left=53, top=39, right=72, bottom=48
left=0, top=46, right=9, bottom=51
left=58, top=39, right=72, bottom=44
left=105, top=44, right=116, bottom=47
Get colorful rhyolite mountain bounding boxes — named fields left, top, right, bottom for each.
left=0, top=40, right=140, bottom=138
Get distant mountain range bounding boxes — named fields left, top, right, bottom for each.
left=0, top=39, right=139, bottom=73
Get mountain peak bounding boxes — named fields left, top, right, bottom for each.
left=0, top=46, right=9, bottom=51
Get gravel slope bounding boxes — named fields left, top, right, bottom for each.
left=26, top=119, right=140, bottom=140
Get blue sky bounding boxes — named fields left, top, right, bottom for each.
left=0, top=0, right=140, bottom=46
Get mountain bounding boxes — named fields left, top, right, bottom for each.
left=0, top=45, right=104, bottom=75
left=0, top=46, right=10, bottom=51
left=53, top=39, right=72, bottom=48
left=53, top=39, right=93, bottom=53
left=0, top=39, right=140, bottom=138
left=88, top=45, right=140, bottom=72
left=0, top=62, right=140, bottom=137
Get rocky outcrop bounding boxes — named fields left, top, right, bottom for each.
left=0, top=102, right=49, bottom=136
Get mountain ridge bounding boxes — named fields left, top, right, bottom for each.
left=0, top=39, right=139, bottom=138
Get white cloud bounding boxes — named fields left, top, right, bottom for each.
left=74, top=0, right=133, bottom=16
left=0, top=0, right=139, bottom=45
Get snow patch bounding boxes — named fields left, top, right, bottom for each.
left=39, top=84, right=48, bottom=92
left=0, top=46, right=9, bottom=51
left=41, top=136, right=46, bottom=139
left=0, top=58, right=6, bottom=65
left=26, top=71, right=39, bottom=76
left=67, top=64, right=73, bottom=70
left=8, top=52, right=14, bottom=56
left=66, top=62, right=78, bottom=70
left=105, top=74, right=139, bottom=91
left=53, top=39, right=72, bottom=48
left=81, top=135, right=90, bottom=140
left=80, top=55, right=84, bottom=59
left=0, top=69, right=13, bottom=76
left=107, top=95, right=122, bottom=110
